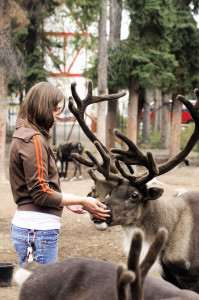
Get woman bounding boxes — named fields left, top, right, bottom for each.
left=9, top=81, right=110, bottom=266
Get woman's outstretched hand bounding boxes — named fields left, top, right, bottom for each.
left=82, top=197, right=110, bottom=221
left=61, top=193, right=110, bottom=220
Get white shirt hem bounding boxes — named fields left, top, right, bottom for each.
left=12, top=210, right=61, bottom=230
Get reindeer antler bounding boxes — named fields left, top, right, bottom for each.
left=69, top=81, right=126, bottom=200
left=70, top=82, right=199, bottom=199
left=128, top=228, right=168, bottom=300
left=69, top=81, right=126, bottom=155
left=74, top=141, right=123, bottom=202
left=116, top=228, right=168, bottom=300
left=111, top=89, right=199, bottom=186
left=116, top=264, right=136, bottom=300
left=69, top=81, right=125, bottom=170
left=111, top=129, right=159, bottom=186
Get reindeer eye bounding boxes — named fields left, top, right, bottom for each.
left=128, top=192, right=139, bottom=203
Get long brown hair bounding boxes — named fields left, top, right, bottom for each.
left=18, top=82, right=65, bottom=139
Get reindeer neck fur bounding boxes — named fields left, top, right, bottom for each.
left=122, top=193, right=193, bottom=264
left=141, top=194, right=188, bottom=236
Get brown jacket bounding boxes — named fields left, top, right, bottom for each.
left=9, top=120, right=63, bottom=217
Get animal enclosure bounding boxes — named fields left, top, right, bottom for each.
left=1, top=163, right=199, bottom=299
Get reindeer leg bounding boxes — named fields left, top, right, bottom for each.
left=58, top=163, right=61, bottom=178
left=70, top=160, right=78, bottom=181
left=65, top=161, right=69, bottom=180
left=78, top=163, right=82, bottom=180
left=60, top=161, right=64, bottom=179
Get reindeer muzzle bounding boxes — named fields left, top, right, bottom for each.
left=92, top=205, right=112, bottom=231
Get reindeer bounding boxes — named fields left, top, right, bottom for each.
left=56, top=141, right=83, bottom=181
left=68, top=81, right=199, bottom=293
left=14, top=228, right=199, bottom=300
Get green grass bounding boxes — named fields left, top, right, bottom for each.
left=138, top=123, right=199, bottom=151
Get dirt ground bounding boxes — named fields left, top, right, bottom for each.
left=1, top=160, right=199, bottom=299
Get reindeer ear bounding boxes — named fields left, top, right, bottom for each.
left=147, top=187, right=164, bottom=200
left=94, top=180, right=116, bottom=203
left=88, top=169, right=118, bottom=203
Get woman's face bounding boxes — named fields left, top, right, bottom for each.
left=53, top=100, right=64, bottom=125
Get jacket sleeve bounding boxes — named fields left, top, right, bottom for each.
left=19, top=134, right=62, bottom=208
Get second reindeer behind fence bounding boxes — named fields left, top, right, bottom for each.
left=56, top=141, right=83, bottom=181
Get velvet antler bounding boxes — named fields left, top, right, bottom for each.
left=69, top=81, right=126, bottom=200
left=70, top=82, right=199, bottom=200
left=128, top=228, right=168, bottom=300
left=111, top=89, right=199, bottom=187
left=116, top=228, right=168, bottom=300
left=69, top=81, right=126, bottom=157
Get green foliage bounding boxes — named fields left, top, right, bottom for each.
left=139, top=124, right=199, bottom=151
left=180, top=123, right=198, bottom=151
left=108, top=39, right=177, bottom=91
left=119, top=115, right=127, bottom=135
left=9, top=0, right=199, bottom=101
left=142, top=124, right=199, bottom=151
left=64, top=0, right=100, bottom=30
left=9, top=0, right=100, bottom=95
left=63, top=0, right=100, bottom=78
left=9, top=0, right=62, bottom=94
left=169, top=1, right=199, bottom=94
left=126, top=0, right=174, bottom=49
left=11, top=27, right=28, bottom=48
left=118, top=118, right=198, bottom=151
left=107, top=0, right=179, bottom=92
left=106, top=0, right=199, bottom=96
left=83, top=54, right=98, bottom=87
left=150, top=130, right=162, bottom=149
left=138, top=126, right=161, bottom=149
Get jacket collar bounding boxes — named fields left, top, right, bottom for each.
left=13, top=119, right=42, bottom=142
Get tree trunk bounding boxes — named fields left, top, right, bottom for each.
left=169, top=99, right=182, bottom=158
left=0, top=0, right=10, bottom=182
left=106, top=101, right=118, bottom=149
left=127, top=77, right=139, bottom=144
left=106, top=0, right=122, bottom=150
left=153, top=87, right=162, bottom=132
left=161, top=90, right=171, bottom=149
left=109, top=0, right=122, bottom=45
left=137, top=88, right=144, bottom=134
left=97, top=0, right=108, bottom=146
left=142, top=88, right=151, bottom=143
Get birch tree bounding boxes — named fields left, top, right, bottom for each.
left=170, top=98, right=182, bottom=158
left=97, top=0, right=108, bottom=145
left=106, top=0, right=122, bottom=149
left=161, top=90, right=171, bottom=149
left=0, top=1, right=11, bottom=182
left=142, top=88, right=151, bottom=143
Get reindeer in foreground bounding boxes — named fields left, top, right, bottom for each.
left=69, top=81, right=199, bottom=293
left=15, top=228, right=199, bottom=300
left=56, top=141, right=83, bottom=181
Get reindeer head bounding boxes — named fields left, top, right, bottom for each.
left=69, top=81, right=199, bottom=231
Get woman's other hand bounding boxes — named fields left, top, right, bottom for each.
left=67, top=205, right=86, bottom=214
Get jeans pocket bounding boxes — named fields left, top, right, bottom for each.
left=11, top=226, right=28, bottom=261
left=11, top=225, right=27, bottom=241
left=43, top=231, right=59, bottom=246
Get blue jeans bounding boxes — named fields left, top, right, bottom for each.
left=11, top=224, right=59, bottom=266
